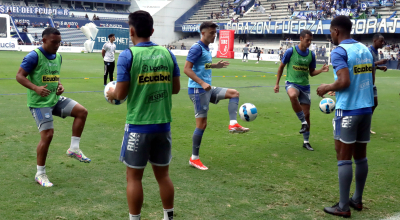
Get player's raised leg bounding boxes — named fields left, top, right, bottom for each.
left=66, top=103, right=91, bottom=163
left=286, top=87, right=308, bottom=133
left=225, top=89, right=249, bottom=133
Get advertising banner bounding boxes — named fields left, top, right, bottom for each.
left=93, top=27, right=130, bottom=51
left=217, top=30, right=235, bottom=59
left=181, top=18, right=400, bottom=35
left=0, top=5, right=69, bottom=15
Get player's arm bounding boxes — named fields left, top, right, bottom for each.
left=375, top=59, right=387, bottom=72
left=102, top=44, right=107, bottom=58
left=309, top=51, right=329, bottom=76
left=107, top=49, right=130, bottom=100
left=16, top=67, right=50, bottom=97
left=317, top=49, right=350, bottom=97
left=274, top=62, right=286, bottom=93
left=211, top=60, right=229, bottom=68
left=170, top=51, right=181, bottom=94
left=184, top=61, right=210, bottom=90
left=275, top=49, right=291, bottom=93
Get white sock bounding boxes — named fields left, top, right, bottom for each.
left=191, top=155, right=199, bottom=160
left=36, top=165, right=46, bottom=176
left=163, top=208, right=174, bottom=220
left=301, top=121, right=308, bottom=125
left=304, top=141, right=309, bottom=144
left=230, top=120, right=238, bottom=126
left=129, top=213, right=140, bottom=220
left=70, top=136, right=80, bottom=150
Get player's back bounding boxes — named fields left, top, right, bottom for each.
left=334, top=41, right=374, bottom=110
left=126, top=45, right=175, bottom=124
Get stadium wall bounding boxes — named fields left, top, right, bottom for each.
left=143, top=0, right=198, bottom=45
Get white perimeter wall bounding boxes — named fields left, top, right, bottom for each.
left=130, top=0, right=197, bottom=46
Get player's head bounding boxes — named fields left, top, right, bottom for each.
left=128, top=10, right=154, bottom=44
left=330, top=15, right=352, bottom=45
left=108, top=33, right=115, bottom=43
left=42, top=27, right=61, bottom=54
left=199, top=21, right=218, bottom=45
left=372, top=33, right=385, bottom=49
left=299, top=30, right=313, bottom=48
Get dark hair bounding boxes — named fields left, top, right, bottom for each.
left=128, top=10, right=153, bottom=38
left=331, top=15, right=352, bottom=33
left=373, top=33, right=384, bottom=41
left=108, top=33, right=115, bottom=39
left=42, top=27, right=60, bottom=38
left=300, top=30, right=312, bottom=38
left=200, top=21, right=218, bottom=32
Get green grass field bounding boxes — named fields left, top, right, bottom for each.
left=1, top=51, right=400, bottom=220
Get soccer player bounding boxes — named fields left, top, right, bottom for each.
left=106, top=11, right=180, bottom=220
left=256, top=47, right=261, bottom=64
left=274, top=29, right=329, bottom=151
left=102, top=33, right=116, bottom=86
left=368, top=34, right=387, bottom=134
left=317, top=15, right=374, bottom=218
left=242, top=43, right=249, bottom=62
left=16, top=28, right=91, bottom=187
left=184, top=21, right=249, bottom=170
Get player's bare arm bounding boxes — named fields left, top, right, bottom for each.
left=172, top=76, right=180, bottom=94
left=274, top=62, right=286, bottom=93
left=317, top=67, right=350, bottom=97
left=184, top=60, right=211, bottom=91
left=309, top=64, right=329, bottom=77
left=102, top=49, right=106, bottom=58
left=16, top=66, right=50, bottom=97
left=211, top=60, right=229, bottom=68
left=56, top=79, right=64, bottom=95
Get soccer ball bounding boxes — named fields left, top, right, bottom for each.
left=239, top=103, right=258, bottom=122
left=104, top=81, right=127, bottom=105
left=275, top=62, right=278, bottom=64
left=319, top=98, right=335, bottom=114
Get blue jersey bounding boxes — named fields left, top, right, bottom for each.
left=332, top=40, right=374, bottom=111
left=187, top=41, right=212, bottom=89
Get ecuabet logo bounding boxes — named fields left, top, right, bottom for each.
left=0, top=42, right=16, bottom=48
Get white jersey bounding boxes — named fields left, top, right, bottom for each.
left=102, top=41, right=116, bottom=62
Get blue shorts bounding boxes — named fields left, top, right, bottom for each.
left=120, top=124, right=172, bottom=169
left=285, top=81, right=311, bottom=105
left=188, top=87, right=228, bottom=118
left=333, top=111, right=372, bottom=144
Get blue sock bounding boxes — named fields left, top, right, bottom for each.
left=192, top=128, right=204, bottom=157
left=228, top=97, right=239, bottom=121
left=303, top=131, right=310, bottom=143
left=352, top=158, right=368, bottom=202
left=338, top=160, right=353, bottom=210
left=296, top=111, right=306, bottom=123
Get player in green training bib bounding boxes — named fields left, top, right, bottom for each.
left=16, top=28, right=91, bottom=187
left=274, top=30, right=329, bottom=151
left=106, top=11, right=180, bottom=220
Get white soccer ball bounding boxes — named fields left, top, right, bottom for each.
left=275, top=62, right=278, bottom=64
left=239, top=103, right=258, bottom=122
left=319, top=98, right=335, bottom=114
left=104, top=81, right=127, bottom=105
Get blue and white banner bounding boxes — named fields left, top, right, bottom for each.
left=0, top=5, right=69, bottom=16
left=292, top=10, right=323, bottom=19
left=93, top=27, right=130, bottom=51
left=335, top=8, right=357, bottom=16
left=180, top=19, right=400, bottom=34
